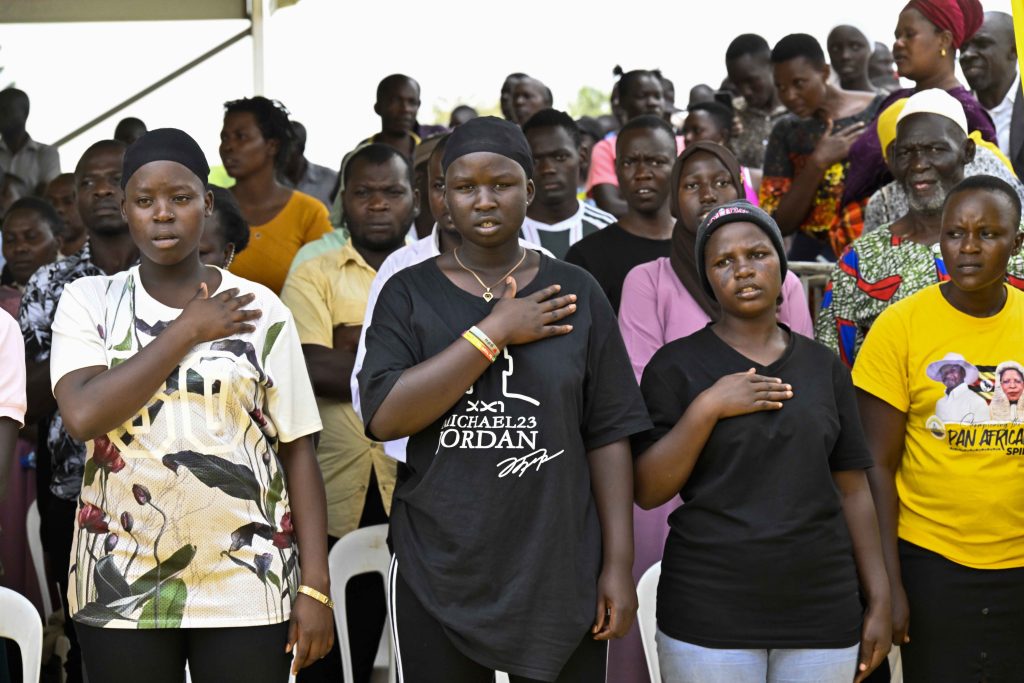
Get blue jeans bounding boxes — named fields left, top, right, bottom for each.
left=656, top=630, right=859, bottom=683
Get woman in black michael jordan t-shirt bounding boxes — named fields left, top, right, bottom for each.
left=359, top=117, right=650, bottom=683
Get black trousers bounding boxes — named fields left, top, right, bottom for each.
left=900, top=540, right=1024, bottom=683
left=389, top=558, right=607, bottom=683
left=76, top=621, right=291, bottom=682
left=297, top=469, right=389, bottom=683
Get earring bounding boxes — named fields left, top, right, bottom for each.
left=941, top=48, right=947, bottom=57
left=223, top=245, right=236, bottom=269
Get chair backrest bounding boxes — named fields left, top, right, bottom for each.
left=636, top=561, right=662, bottom=683
left=0, top=586, right=43, bottom=683
left=25, top=500, right=53, bottom=618
left=328, top=524, right=395, bottom=682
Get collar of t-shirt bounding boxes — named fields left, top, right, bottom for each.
left=522, top=200, right=586, bottom=233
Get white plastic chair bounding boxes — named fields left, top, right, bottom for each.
left=328, top=524, right=395, bottom=683
left=0, top=586, right=44, bottom=683
left=636, top=562, right=662, bottom=683
left=25, top=500, right=53, bottom=619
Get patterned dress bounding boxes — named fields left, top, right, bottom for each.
left=18, top=242, right=106, bottom=500
left=815, top=224, right=1024, bottom=366
left=50, top=266, right=321, bottom=628
left=759, top=95, right=884, bottom=256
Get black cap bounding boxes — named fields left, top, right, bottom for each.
left=695, top=199, right=788, bottom=299
left=121, top=128, right=210, bottom=190
left=441, top=116, right=533, bottom=179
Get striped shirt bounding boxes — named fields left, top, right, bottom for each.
left=520, top=200, right=616, bottom=259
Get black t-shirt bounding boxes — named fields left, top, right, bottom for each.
left=564, top=222, right=670, bottom=313
left=359, top=255, right=650, bottom=680
left=633, top=326, right=872, bottom=649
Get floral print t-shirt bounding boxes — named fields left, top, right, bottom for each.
left=50, top=266, right=322, bottom=629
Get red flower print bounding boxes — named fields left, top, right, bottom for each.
left=78, top=504, right=109, bottom=534
left=279, top=512, right=293, bottom=534
left=92, top=436, right=125, bottom=473
left=249, top=408, right=268, bottom=428
left=272, top=532, right=293, bottom=549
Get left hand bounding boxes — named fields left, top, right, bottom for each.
left=591, top=564, right=637, bottom=641
left=854, top=603, right=892, bottom=682
left=286, top=591, right=336, bottom=674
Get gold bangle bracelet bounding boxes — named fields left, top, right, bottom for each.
left=297, top=584, right=334, bottom=610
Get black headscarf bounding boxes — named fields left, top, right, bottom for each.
left=441, top=116, right=534, bottom=179
left=121, top=128, right=210, bottom=190
left=668, top=142, right=745, bottom=318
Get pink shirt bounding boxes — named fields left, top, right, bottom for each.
left=0, top=309, right=26, bottom=426
left=586, top=135, right=759, bottom=204
left=619, top=256, right=814, bottom=382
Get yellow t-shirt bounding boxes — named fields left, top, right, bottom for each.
left=853, top=284, right=1024, bottom=569
left=230, top=190, right=333, bottom=294
left=279, top=241, right=395, bottom=538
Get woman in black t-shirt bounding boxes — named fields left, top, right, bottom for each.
left=359, top=117, right=650, bottom=682
left=633, top=200, right=890, bottom=683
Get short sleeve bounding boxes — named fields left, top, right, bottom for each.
left=631, top=352, right=687, bottom=457
left=580, top=284, right=652, bottom=450
left=827, top=354, right=873, bottom=471
left=50, top=280, right=107, bottom=389
left=262, top=305, right=323, bottom=442
left=40, top=145, right=61, bottom=185
left=0, top=311, right=26, bottom=426
left=19, top=265, right=54, bottom=362
left=280, top=262, right=334, bottom=347
left=618, top=265, right=665, bottom=382
left=851, top=304, right=910, bottom=413
left=815, top=250, right=860, bottom=367
left=585, top=138, right=618, bottom=192
left=778, top=271, right=813, bottom=338
left=357, top=274, right=421, bottom=440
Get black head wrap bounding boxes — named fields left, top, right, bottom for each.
left=441, top=116, right=534, bottom=179
left=695, top=199, right=788, bottom=299
left=121, top=128, right=210, bottom=190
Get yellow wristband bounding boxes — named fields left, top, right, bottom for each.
left=462, top=330, right=497, bottom=362
left=469, top=325, right=500, bottom=356
left=297, top=584, right=334, bottom=610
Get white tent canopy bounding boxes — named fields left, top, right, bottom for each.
left=0, top=0, right=297, bottom=146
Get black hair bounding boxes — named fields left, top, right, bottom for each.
left=3, top=196, right=65, bottom=238
left=575, top=116, right=604, bottom=142
left=612, top=65, right=663, bottom=100
left=687, top=102, right=734, bottom=135
left=428, top=133, right=452, bottom=164
left=0, top=87, right=29, bottom=112
left=223, top=96, right=295, bottom=168
left=113, top=117, right=147, bottom=143
left=342, top=143, right=414, bottom=188
left=376, top=74, right=419, bottom=102
left=944, top=175, right=1023, bottom=227
left=74, top=139, right=128, bottom=177
left=771, top=33, right=827, bottom=68
left=521, top=108, right=581, bottom=147
left=208, top=186, right=250, bottom=255
left=725, top=33, right=771, bottom=62
left=503, top=73, right=529, bottom=84
left=616, top=114, right=676, bottom=153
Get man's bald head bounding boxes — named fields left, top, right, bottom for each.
left=960, top=12, right=1018, bottom=99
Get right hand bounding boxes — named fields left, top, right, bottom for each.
left=811, top=120, right=866, bottom=168
left=178, top=284, right=262, bottom=343
left=480, top=277, right=576, bottom=347
left=699, top=368, right=793, bottom=420
left=891, top=581, right=911, bottom=646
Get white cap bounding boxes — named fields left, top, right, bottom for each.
left=896, top=88, right=969, bottom=135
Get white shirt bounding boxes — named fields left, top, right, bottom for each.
left=351, top=225, right=552, bottom=461
left=980, top=76, right=1018, bottom=157
left=935, top=382, right=991, bottom=424
left=520, top=200, right=616, bottom=248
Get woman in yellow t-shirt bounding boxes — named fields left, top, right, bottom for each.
left=219, top=97, right=332, bottom=294
left=854, top=175, right=1024, bottom=683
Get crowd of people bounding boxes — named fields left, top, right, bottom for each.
left=1, top=0, right=1023, bottom=682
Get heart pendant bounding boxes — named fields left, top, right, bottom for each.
left=483, top=291, right=494, bottom=302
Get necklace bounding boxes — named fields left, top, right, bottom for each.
left=453, top=247, right=528, bottom=302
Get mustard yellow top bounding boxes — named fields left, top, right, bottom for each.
left=230, top=190, right=332, bottom=294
